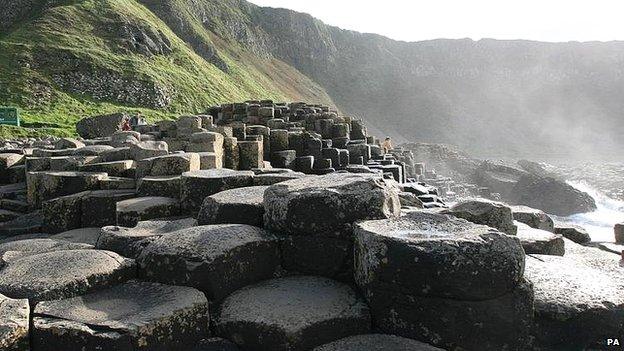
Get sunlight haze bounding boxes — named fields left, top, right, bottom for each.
left=247, top=0, right=623, bottom=42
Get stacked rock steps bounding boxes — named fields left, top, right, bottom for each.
left=0, top=102, right=619, bottom=350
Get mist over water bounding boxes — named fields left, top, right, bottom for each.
left=554, top=181, right=624, bottom=243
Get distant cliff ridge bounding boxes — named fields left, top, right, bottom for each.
left=2, top=0, right=624, bottom=159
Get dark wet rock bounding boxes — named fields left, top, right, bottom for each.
left=615, top=222, right=624, bottom=244
left=369, top=280, right=534, bottom=350
left=0, top=249, right=135, bottom=302
left=197, top=186, right=267, bottom=227
left=355, top=211, right=525, bottom=301
left=516, top=222, right=564, bottom=256
left=0, top=293, right=29, bottom=351
left=0, top=211, right=44, bottom=236
left=443, top=199, right=517, bottom=235
left=512, top=174, right=597, bottom=216
left=216, top=276, right=371, bottom=351
left=116, top=197, right=180, bottom=227
left=280, top=235, right=353, bottom=281
left=511, top=205, right=554, bottom=232
left=138, top=224, right=279, bottom=301
left=97, top=217, right=196, bottom=258
left=180, top=169, right=254, bottom=215
left=32, top=281, right=208, bottom=351
left=525, top=240, right=624, bottom=349
left=554, top=222, right=592, bottom=244
left=314, top=334, right=444, bottom=351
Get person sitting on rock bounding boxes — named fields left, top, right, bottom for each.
left=121, top=118, right=132, bottom=131
left=381, top=136, right=393, bottom=154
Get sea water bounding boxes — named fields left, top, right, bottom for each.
left=553, top=181, right=624, bottom=243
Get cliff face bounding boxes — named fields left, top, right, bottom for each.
left=183, top=0, right=624, bottom=158
left=3, top=0, right=624, bottom=159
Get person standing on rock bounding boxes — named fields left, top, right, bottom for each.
left=382, top=136, right=393, bottom=154
left=129, top=112, right=140, bottom=128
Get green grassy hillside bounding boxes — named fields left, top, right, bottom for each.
left=0, top=0, right=334, bottom=137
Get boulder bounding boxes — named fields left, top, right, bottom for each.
left=0, top=293, right=29, bottom=351
left=0, top=249, right=135, bottom=302
left=130, top=141, right=168, bottom=160
left=512, top=174, right=596, bottom=216
left=116, top=197, right=181, bottom=227
left=443, top=198, right=517, bottom=235
left=97, top=217, right=196, bottom=258
left=100, top=176, right=136, bottom=190
left=525, top=240, right=624, bottom=349
left=314, top=334, right=444, bottom=351
left=216, top=276, right=371, bottom=350
left=0, top=210, right=44, bottom=236
left=54, top=138, right=85, bottom=150
left=76, top=113, right=127, bottom=139
left=511, top=205, right=554, bottom=232
left=180, top=169, right=254, bottom=215
left=197, top=186, right=267, bottom=227
left=355, top=211, right=525, bottom=301
left=264, top=173, right=400, bottom=280
left=264, top=173, right=400, bottom=236
left=80, top=190, right=136, bottom=227
left=136, top=153, right=200, bottom=178
left=516, top=222, right=565, bottom=256
left=554, top=222, right=592, bottom=244
left=615, top=222, right=624, bottom=244
left=71, top=145, right=114, bottom=156
left=32, top=281, right=208, bottom=351
left=138, top=224, right=279, bottom=301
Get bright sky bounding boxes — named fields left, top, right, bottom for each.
left=247, top=0, right=623, bottom=42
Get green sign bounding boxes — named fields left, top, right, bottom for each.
left=0, top=107, right=20, bottom=126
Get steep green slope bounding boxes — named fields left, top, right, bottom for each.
left=0, top=0, right=334, bottom=136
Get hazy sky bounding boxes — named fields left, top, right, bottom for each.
left=247, top=0, right=622, bottom=42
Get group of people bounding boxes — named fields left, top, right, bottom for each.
left=121, top=112, right=147, bottom=131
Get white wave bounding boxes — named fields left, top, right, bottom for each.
left=555, top=181, right=624, bottom=242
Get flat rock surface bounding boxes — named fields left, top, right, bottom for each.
left=0, top=238, right=93, bottom=263
left=32, top=281, right=208, bottom=350
left=0, top=293, right=29, bottom=351
left=525, top=239, right=624, bottom=348
left=444, top=198, right=517, bottom=235
left=97, top=217, right=196, bottom=257
left=50, top=227, right=102, bottom=246
left=355, top=210, right=525, bottom=300
left=314, top=334, right=444, bottom=351
left=516, top=222, right=564, bottom=256
left=138, top=224, right=279, bottom=301
left=217, top=276, right=371, bottom=351
left=263, top=173, right=400, bottom=236
left=0, top=249, right=135, bottom=302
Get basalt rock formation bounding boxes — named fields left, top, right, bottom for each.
left=0, top=101, right=618, bottom=350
